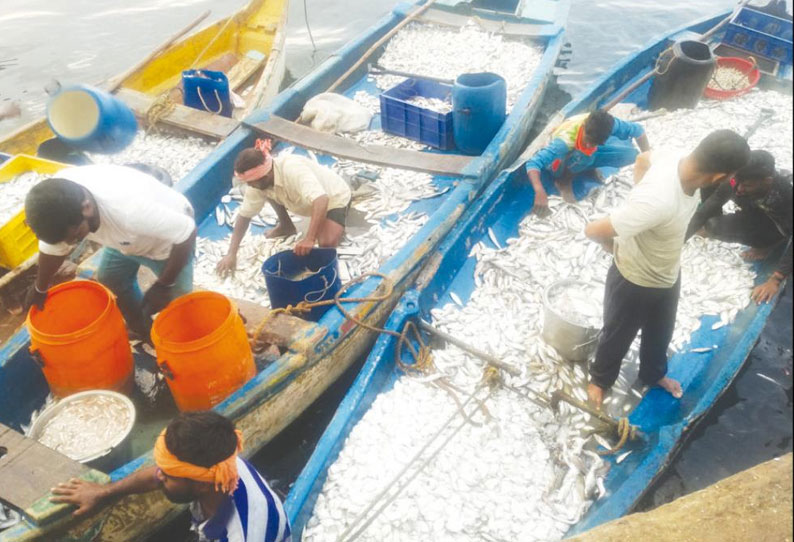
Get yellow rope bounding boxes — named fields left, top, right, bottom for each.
left=145, top=90, right=181, bottom=133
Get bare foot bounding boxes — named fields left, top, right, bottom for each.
left=657, top=376, right=683, bottom=398
left=266, top=223, right=297, bottom=239
left=741, top=247, right=772, bottom=262
left=587, top=383, right=605, bottom=409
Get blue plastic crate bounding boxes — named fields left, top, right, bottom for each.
left=379, top=78, right=455, bottom=150
left=723, top=7, right=793, bottom=65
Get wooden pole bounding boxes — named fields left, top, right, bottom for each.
left=106, top=9, right=212, bottom=92
left=327, top=0, right=439, bottom=93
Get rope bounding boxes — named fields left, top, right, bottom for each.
left=196, top=86, right=224, bottom=114
left=145, top=90, right=180, bottom=133
left=595, top=417, right=632, bottom=456
left=303, top=0, right=317, bottom=55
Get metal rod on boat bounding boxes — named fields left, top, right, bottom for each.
left=327, top=0, right=440, bottom=92
left=106, top=9, right=212, bottom=92
left=418, top=319, right=522, bottom=376
left=367, top=63, right=454, bottom=85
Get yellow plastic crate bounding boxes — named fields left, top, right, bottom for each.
left=0, top=154, right=69, bottom=269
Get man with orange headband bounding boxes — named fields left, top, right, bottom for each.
left=216, top=140, right=352, bottom=275
left=525, top=109, right=650, bottom=210
left=51, top=411, right=291, bottom=542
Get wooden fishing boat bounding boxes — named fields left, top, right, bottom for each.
left=0, top=0, right=569, bottom=540
left=0, top=0, right=289, bottom=157
left=283, top=9, right=793, bottom=540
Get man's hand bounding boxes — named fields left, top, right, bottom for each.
left=216, top=254, right=237, bottom=277
left=24, top=285, right=48, bottom=311
left=751, top=277, right=781, bottom=304
left=533, top=189, right=549, bottom=216
left=142, top=282, right=174, bottom=315
left=50, top=478, right=111, bottom=518
left=294, top=236, right=315, bottom=256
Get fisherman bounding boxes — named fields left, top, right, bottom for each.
left=216, top=140, right=352, bottom=276
left=686, top=149, right=792, bottom=304
left=584, top=129, right=750, bottom=408
left=525, top=109, right=650, bottom=208
left=50, top=411, right=291, bottom=542
left=24, top=164, right=196, bottom=338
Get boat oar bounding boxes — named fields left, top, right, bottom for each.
left=327, top=0, right=439, bottom=92
left=106, top=9, right=212, bottom=92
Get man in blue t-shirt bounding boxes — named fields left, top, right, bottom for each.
left=525, top=109, right=650, bottom=209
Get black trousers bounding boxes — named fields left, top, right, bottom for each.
left=590, top=264, right=681, bottom=389
left=704, top=208, right=784, bottom=248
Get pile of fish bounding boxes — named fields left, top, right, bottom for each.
left=640, top=88, right=792, bottom=170
left=546, top=280, right=604, bottom=328
left=0, top=171, right=48, bottom=223
left=706, top=66, right=752, bottom=92
left=303, top=111, right=763, bottom=539
left=90, top=131, right=216, bottom=182
left=373, top=22, right=542, bottom=110
left=33, top=394, right=133, bottom=461
left=406, top=95, right=453, bottom=114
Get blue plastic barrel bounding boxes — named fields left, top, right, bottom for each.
left=452, top=72, right=507, bottom=155
left=182, top=70, right=233, bottom=118
left=46, top=84, right=138, bottom=154
left=261, top=248, right=342, bottom=322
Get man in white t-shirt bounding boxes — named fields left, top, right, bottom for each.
left=583, top=130, right=750, bottom=408
left=24, top=164, right=197, bottom=337
left=216, top=141, right=351, bottom=276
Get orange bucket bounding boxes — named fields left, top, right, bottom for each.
left=26, top=280, right=133, bottom=397
left=151, top=291, right=255, bottom=411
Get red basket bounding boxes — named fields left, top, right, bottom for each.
left=704, top=56, right=761, bottom=100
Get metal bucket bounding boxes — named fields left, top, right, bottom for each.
left=542, top=279, right=603, bottom=363
left=28, top=390, right=136, bottom=471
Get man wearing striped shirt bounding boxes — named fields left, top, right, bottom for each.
left=51, top=411, right=291, bottom=542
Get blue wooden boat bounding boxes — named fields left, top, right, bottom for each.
left=284, top=9, right=792, bottom=540
left=0, top=1, right=569, bottom=540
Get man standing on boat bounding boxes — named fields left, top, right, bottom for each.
left=525, top=109, right=650, bottom=208
left=583, top=130, right=750, bottom=408
left=51, top=411, right=292, bottom=542
left=24, top=164, right=196, bottom=338
left=216, top=140, right=352, bottom=276
left=686, top=149, right=792, bottom=305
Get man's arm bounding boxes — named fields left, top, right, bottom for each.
left=635, top=132, right=650, bottom=152
left=50, top=466, right=161, bottom=518
left=216, top=215, right=252, bottom=276
left=25, top=252, right=67, bottom=310
left=524, top=138, right=570, bottom=212
left=685, top=181, right=732, bottom=240
left=295, top=195, right=329, bottom=256
left=632, top=151, right=652, bottom=184
left=585, top=217, right=618, bottom=253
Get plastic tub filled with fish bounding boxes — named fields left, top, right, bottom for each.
left=703, top=56, right=761, bottom=100
left=542, top=279, right=604, bottom=363
left=28, top=390, right=136, bottom=471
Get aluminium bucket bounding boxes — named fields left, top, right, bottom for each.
left=542, top=279, right=603, bottom=363
left=262, top=248, right=342, bottom=322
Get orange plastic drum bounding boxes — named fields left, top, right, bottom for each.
left=151, top=291, right=255, bottom=411
left=26, top=280, right=133, bottom=397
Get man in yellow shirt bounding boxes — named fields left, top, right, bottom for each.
left=216, top=140, right=351, bottom=276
